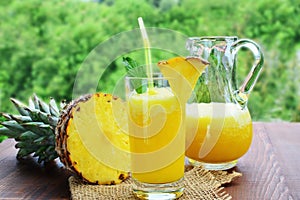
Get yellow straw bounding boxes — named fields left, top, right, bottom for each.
left=138, top=17, right=153, bottom=88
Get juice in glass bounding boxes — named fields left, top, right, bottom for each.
left=185, top=102, right=253, bottom=170
left=126, top=77, right=185, bottom=199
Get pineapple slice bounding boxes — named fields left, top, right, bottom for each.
left=157, top=56, right=209, bottom=102
left=56, top=93, right=130, bottom=185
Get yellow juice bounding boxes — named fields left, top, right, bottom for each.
left=185, top=102, right=253, bottom=163
left=128, top=87, right=185, bottom=184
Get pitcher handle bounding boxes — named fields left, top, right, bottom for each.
left=231, top=39, right=264, bottom=106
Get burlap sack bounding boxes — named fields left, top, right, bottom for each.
left=69, top=166, right=241, bottom=200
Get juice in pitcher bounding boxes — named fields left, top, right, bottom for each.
left=185, top=36, right=263, bottom=170
left=185, top=102, right=253, bottom=169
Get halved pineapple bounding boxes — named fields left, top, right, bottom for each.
left=56, top=93, right=130, bottom=185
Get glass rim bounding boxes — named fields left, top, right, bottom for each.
left=125, top=73, right=175, bottom=80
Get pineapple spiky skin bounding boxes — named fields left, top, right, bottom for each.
left=0, top=93, right=130, bottom=185
left=55, top=94, right=92, bottom=168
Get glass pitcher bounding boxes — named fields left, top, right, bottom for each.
left=185, top=36, right=264, bottom=170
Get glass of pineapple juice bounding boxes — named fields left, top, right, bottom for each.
left=125, top=75, right=185, bottom=199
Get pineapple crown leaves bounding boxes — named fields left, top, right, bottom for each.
left=0, top=94, right=65, bottom=163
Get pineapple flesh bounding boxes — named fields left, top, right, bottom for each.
left=56, top=93, right=130, bottom=185
left=0, top=93, right=130, bottom=185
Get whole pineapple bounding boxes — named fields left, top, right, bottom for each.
left=0, top=93, right=130, bottom=185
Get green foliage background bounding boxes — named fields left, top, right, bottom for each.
left=0, top=0, right=299, bottom=125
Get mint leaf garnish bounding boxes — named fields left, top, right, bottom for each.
left=123, top=57, right=147, bottom=94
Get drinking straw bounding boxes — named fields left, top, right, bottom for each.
left=138, top=17, right=154, bottom=88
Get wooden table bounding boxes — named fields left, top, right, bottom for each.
left=0, top=122, right=299, bottom=199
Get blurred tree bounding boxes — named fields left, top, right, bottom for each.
left=0, top=0, right=299, bottom=122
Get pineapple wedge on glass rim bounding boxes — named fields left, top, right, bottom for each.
left=0, top=93, right=130, bottom=185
